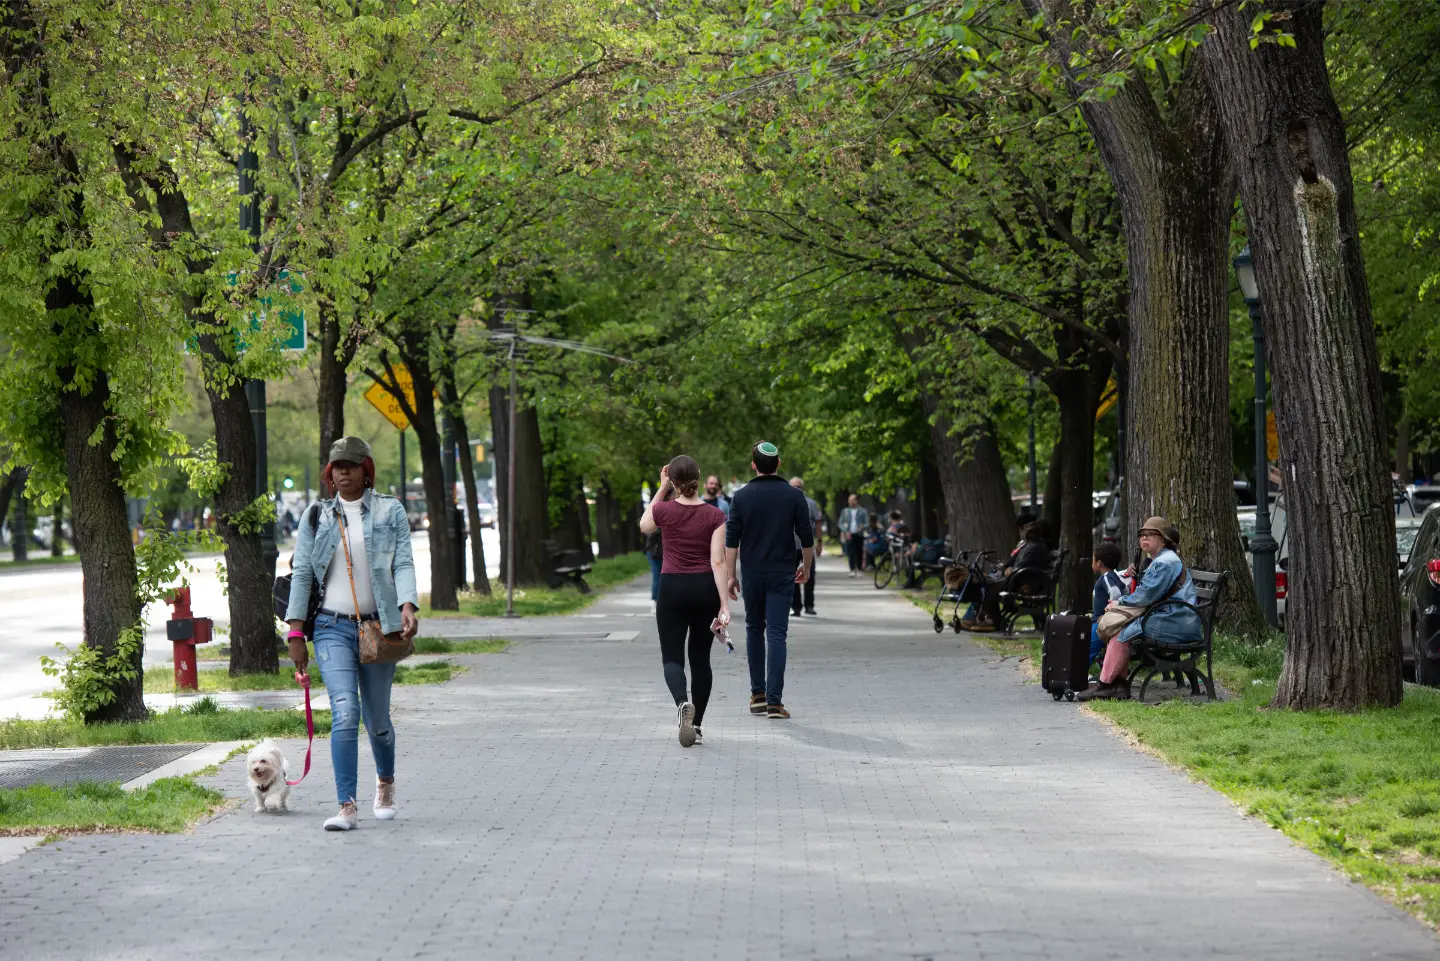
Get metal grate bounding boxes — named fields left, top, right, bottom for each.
left=0, top=744, right=201, bottom=789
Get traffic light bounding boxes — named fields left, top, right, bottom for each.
left=283, top=476, right=294, bottom=490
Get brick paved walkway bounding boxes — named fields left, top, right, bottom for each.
left=1, top=559, right=1436, bottom=960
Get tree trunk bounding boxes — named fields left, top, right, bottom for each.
left=200, top=376, right=280, bottom=676
left=0, top=467, right=24, bottom=540
left=488, top=385, right=551, bottom=585
left=390, top=356, right=458, bottom=610
left=1023, top=10, right=1265, bottom=635
left=1047, top=367, right=1105, bottom=614
left=621, top=501, right=645, bottom=553
left=448, top=406, right=491, bottom=596
left=51, top=496, right=64, bottom=557
left=594, top=480, right=618, bottom=559
left=924, top=405, right=1015, bottom=555
left=316, top=303, right=350, bottom=476
left=1206, top=1, right=1401, bottom=708
left=10, top=471, right=28, bottom=562
left=917, top=457, right=943, bottom=540
left=1040, top=444, right=1062, bottom=541
left=1395, top=414, right=1410, bottom=482
left=59, top=372, right=147, bottom=722
left=551, top=475, right=592, bottom=559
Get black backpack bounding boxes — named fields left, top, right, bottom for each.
left=272, top=503, right=324, bottom=630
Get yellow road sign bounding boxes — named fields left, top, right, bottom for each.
left=364, top=365, right=417, bottom=431
left=1094, top=377, right=1118, bottom=421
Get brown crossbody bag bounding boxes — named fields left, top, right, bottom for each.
left=336, top=505, right=414, bottom=665
left=1096, top=564, right=1189, bottom=641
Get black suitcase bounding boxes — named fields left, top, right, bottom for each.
left=1040, top=612, right=1091, bottom=701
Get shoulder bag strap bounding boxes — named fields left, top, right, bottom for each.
left=1161, top=564, right=1189, bottom=604
left=335, top=505, right=364, bottom=625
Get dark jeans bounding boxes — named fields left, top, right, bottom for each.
left=792, top=552, right=815, bottom=613
left=843, top=535, right=864, bottom=571
left=648, top=553, right=662, bottom=601
left=656, top=573, right=719, bottom=725
left=743, top=571, right=795, bottom=705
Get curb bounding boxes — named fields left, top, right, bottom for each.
left=120, top=741, right=246, bottom=792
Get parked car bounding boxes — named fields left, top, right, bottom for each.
left=1399, top=505, right=1440, bottom=686
left=477, top=501, right=497, bottom=528
left=1397, top=485, right=1440, bottom=518
left=1237, top=502, right=1290, bottom=626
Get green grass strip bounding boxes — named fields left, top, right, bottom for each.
left=0, top=778, right=224, bottom=834
left=0, top=702, right=330, bottom=750
left=420, top=552, right=651, bottom=618
left=393, top=660, right=464, bottom=684
left=412, top=637, right=509, bottom=654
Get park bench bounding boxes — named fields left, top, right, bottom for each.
left=544, top=540, right=593, bottom=593
left=908, top=537, right=951, bottom=591
left=1125, top=568, right=1229, bottom=703
left=996, top=548, right=1068, bottom=635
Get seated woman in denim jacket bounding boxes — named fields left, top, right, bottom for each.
left=1078, top=516, right=1200, bottom=701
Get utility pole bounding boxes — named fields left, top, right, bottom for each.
left=238, top=97, right=276, bottom=579
left=505, top=332, right=519, bottom=619
left=442, top=411, right=466, bottom=590
left=1234, top=246, right=1278, bottom=627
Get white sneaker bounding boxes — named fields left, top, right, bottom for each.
left=373, top=779, right=397, bottom=820
left=693, top=726, right=704, bottom=744
left=678, top=702, right=696, bottom=748
left=323, top=802, right=358, bottom=831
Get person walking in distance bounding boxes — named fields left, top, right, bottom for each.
left=701, top=475, right=730, bottom=516
left=639, top=456, right=730, bottom=747
left=285, top=437, right=419, bottom=832
left=838, top=494, right=869, bottom=577
left=724, top=442, right=814, bottom=719
left=789, top=477, right=824, bottom=616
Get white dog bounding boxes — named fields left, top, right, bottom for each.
left=247, top=739, right=290, bottom=813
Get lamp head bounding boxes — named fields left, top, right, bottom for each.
left=1233, top=245, right=1259, bottom=305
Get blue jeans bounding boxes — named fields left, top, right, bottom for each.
left=1089, top=624, right=1105, bottom=665
left=743, top=571, right=795, bottom=705
left=313, top=613, right=397, bottom=806
left=649, top=554, right=662, bottom=601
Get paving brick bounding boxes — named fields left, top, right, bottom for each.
left=0, top=562, right=1435, bottom=959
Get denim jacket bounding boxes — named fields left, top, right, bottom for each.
left=1115, top=548, right=1202, bottom=645
left=284, top=490, right=418, bottom=636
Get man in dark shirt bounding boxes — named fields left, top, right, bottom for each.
left=725, top=442, right=814, bottom=719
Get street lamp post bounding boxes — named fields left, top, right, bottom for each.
left=1233, top=246, right=1278, bottom=628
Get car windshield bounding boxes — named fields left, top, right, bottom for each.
left=1397, top=522, right=1424, bottom=561
left=1237, top=513, right=1256, bottom=540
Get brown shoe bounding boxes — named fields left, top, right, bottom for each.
left=749, top=694, right=767, bottom=715
left=962, top=619, right=997, bottom=633
left=767, top=703, right=790, bottom=719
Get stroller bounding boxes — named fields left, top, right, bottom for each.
left=930, top=550, right=998, bottom=634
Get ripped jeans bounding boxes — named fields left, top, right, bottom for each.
left=313, top=613, right=397, bottom=806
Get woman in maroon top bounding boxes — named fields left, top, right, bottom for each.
left=639, top=454, right=730, bottom=747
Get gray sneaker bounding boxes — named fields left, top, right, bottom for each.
left=678, top=702, right=696, bottom=748
left=323, top=801, right=358, bottom=832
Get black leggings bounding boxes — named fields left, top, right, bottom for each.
left=656, top=572, right=720, bottom=725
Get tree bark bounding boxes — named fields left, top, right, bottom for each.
left=1395, top=414, right=1410, bottom=482
left=594, top=480, right=618, bottom=559
left=59, top=373, right=147, bottom=721
left=448, top=405, right=491, bottom=596
left=377, top=351, right=458, bottom=610
left=1040, top=443, right=1062, bottom=542
left=1205, top=1, right=1402, bottom=708
left=51, top=496, right=64, bottom=557
left=1047, top=364, right=1108, bottom=614
left=923, top=403, right=1015, bottom=555
left=487, top=385, right=552, bottom=585
left=10, top=471, right=28, bottom=562
left=1023, top=4, right=1265, bottom=635
left=316, top=302, right=351, bottom=478
left=0, top=467, right=24, bottom=540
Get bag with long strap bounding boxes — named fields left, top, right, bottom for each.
left=271, top=504, right=324, bottom=634
left=1097, top=564, right=1189, bottom=641
left=337, top=505, right=414, bottom=665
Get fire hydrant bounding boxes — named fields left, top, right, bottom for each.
left=165, top=587, right=213, bottom=691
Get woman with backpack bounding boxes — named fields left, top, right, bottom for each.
left=639, top=455, right=730, bottom=748
left=284, top=436, right=419, bottom=831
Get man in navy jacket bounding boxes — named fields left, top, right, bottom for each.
left=725, top=442, right=814, bottom=719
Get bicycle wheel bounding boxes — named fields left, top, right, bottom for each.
left=872, top=553, right=894, bottom=589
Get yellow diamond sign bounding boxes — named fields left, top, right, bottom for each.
left=364, top=365, right=417, bottom=431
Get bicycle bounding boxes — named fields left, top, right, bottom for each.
left=872, top=532, right=912, bottom=589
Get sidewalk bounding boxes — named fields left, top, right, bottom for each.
left=1, top=559, right=1435, bottom=959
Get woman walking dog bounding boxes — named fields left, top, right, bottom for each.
left=640, top=455, right=730, bottom=747
left=285, top=437, right=419, bottom=830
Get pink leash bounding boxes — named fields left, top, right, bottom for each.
left=286, top=671, right=314, bottom=786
